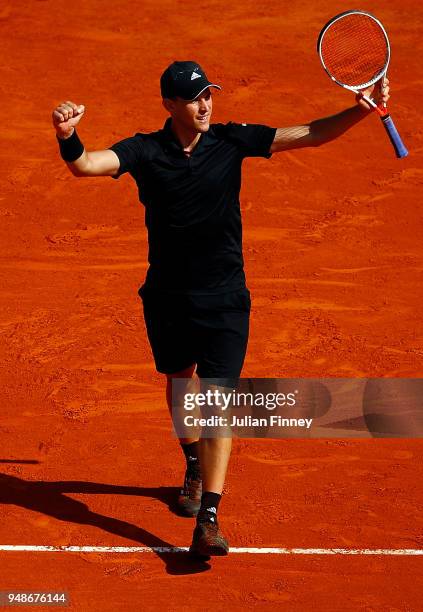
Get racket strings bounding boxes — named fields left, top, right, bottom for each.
left=321, top=14, right=388, bottom=87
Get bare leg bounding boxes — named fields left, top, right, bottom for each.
left=166, top=369, right=231, bottom=492
left=198, top=381, right=233, bottom=494
left=199, top=437, right=232, bottom=494
left=166, top=364, right=199, bottom=445
left=189, top=382, right=233, bottom=557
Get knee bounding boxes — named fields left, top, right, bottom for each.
left=166, top=364, right=197, bottom=382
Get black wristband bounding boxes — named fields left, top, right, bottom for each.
left=57, top=129, right=84, bottom=162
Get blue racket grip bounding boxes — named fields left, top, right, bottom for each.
left=380, top=114, right=408, bottom=158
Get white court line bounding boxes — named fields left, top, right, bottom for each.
left=0, top=545, right=422, bottom=555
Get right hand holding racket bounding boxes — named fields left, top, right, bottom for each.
left=356, top=77, right=390, bottom=112
left=52, top=101, right=85, bottom=139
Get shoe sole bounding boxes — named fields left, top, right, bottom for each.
left=189, top=542, right=229, bottom=557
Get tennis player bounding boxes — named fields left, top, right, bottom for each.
left=52, top=61, right=389, bottom=559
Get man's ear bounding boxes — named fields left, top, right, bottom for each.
left=162, top=98, right=174, bottom=113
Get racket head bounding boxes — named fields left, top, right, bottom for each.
left=317, top=10, right=390, bottom=90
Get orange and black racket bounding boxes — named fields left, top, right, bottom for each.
left=317, top=10, right=408, bottom=158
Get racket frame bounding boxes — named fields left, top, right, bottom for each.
left=317, top=9, right=408, bottom=158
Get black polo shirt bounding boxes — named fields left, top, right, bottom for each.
left=109, top=118, right=276, bottom=294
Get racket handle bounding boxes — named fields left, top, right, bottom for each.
left=380, top=114, right=408, bottom=158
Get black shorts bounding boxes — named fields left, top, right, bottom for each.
left=139, top=286, right=251, bottom=379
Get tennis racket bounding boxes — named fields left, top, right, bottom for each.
left=317, top=10, right=408, bottom=158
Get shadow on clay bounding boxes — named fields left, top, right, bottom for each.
left=0, top=473, right=210, bottom=575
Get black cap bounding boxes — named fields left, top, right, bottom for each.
left=160, top=61, right=221, bottom=101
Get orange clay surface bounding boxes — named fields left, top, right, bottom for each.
left=0, top=0, right=422, bottom=610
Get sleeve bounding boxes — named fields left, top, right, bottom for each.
left=224, top=122, right=277, bottom=158
left=108, top=134, right=146, bottom=179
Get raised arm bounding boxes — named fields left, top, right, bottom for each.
left=270, top=78, right=390, bottom=153
left=52, top=101, right=120, bottom=177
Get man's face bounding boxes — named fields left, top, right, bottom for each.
left=164, top=88, right=213, bottom=133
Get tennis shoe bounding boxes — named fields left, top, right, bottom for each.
left=177, top=463, right=202, bottom=517
left=189, top=520, right=229, bottom=557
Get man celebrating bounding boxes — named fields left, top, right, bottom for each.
left=52, top=61, right=389, bottom=559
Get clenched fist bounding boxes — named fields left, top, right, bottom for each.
left=52, top=101, right=85, bottom=139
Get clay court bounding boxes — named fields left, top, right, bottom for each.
left=0, top=0, right=422, bottom=609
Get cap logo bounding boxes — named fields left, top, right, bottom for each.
left=191, top=71, right=201, bottom=80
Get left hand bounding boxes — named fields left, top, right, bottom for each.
left=356, top=77, right=390, bottom=111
